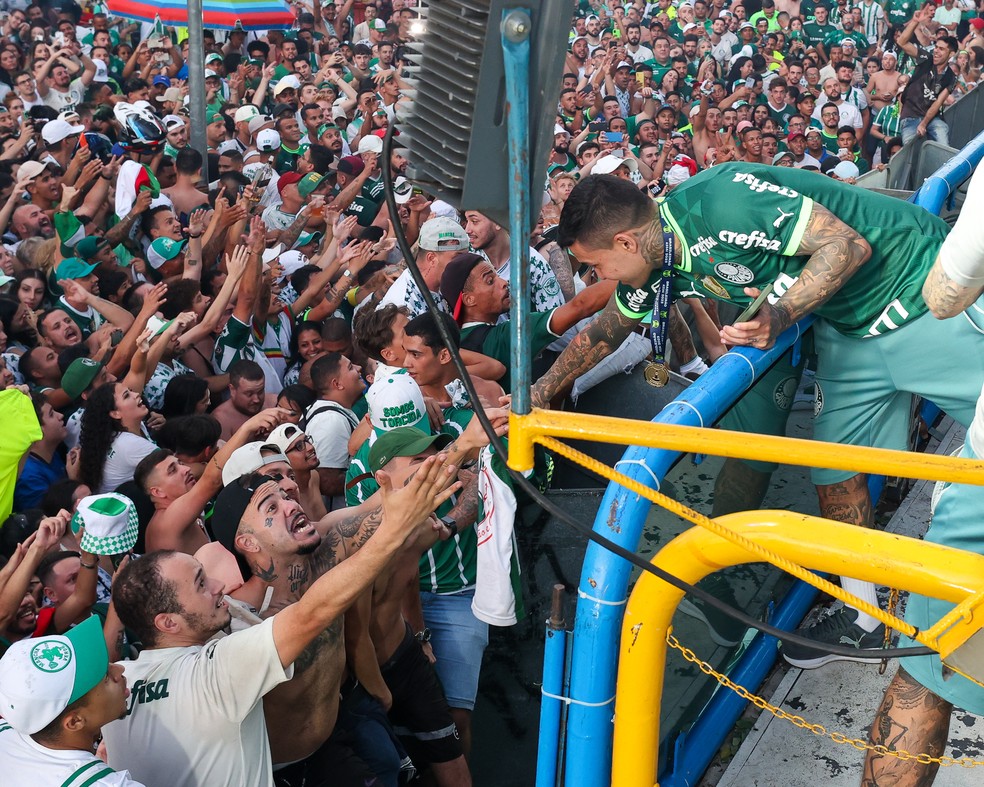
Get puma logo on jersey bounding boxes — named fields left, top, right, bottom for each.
left=774, top=208, right=795, bottom=228
left=731, top=172, right=800, bottom=198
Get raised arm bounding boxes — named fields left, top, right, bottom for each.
left=271, top=454, right=458, bottom=668
left=721, top=203, right=872, bottom=348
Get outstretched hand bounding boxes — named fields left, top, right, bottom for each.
left=376, top=453, right=461, bottom=539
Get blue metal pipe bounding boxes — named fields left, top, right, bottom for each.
left=660, top=578, right=820, bottom=787
left=501, top=8, right=533, bottom=416
left=536, top=621, right=567, bottom=787
left=562, top=318, right=814, bottom=787
left=910, top=127, right=984, bottom=213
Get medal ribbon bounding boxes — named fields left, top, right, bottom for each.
left=649, top=228, right=675, bottom=366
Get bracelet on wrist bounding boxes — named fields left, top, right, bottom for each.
left=188, top=233, right=202, bottom=239
left=80, top=560, right=98, bottom=570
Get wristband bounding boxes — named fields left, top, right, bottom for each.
left=188, top=233, right=203, bottom=239
left=440, top=515, right=458, bottom=537
left=80, top=560, right=98, bottom=570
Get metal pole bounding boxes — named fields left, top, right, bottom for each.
left=535, top=585, right=567, bottom=787
left=501, top=8, right=532, bottom=416
left=185, top=0, right=208, bottom=187
left=560, top=320, right=812, bottom=787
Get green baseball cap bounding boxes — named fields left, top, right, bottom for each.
left=297, top=172, right=323, bottom=198
left=368, top=427, right=453, bottom=472
left=74, top=235, right=110, bottom=262
left=61, top=357, right=103, bottom=400
left=316, top=122, right=339, bottom=137
left=54, top=257, right=98, bottom=282
left=0, top=615, right=108, bottom=734
left=206, top=108, right=224, bottom=125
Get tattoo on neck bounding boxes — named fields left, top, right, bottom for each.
left=254, top=558, right=278, bottom=582
left=288, top=562, right=309, bottom=594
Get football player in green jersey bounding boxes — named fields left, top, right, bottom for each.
left=532, top=163, right=984, bottom=665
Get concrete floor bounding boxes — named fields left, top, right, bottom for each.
left=716, top=423, right=984, bottom=787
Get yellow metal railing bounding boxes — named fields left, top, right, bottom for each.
left=505, top=408, right=984, bottom=785
left=612, top=514, right=984, bottom=787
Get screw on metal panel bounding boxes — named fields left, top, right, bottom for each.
left=502, top=10, right=532, bottom=43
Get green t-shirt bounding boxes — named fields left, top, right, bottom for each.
left=803, top=20, right=837, bottom=49
left=459, top=310, right=559, bottom=390
left=822, top=29, right=869, bottom=53
left=623, top=163, right=949, bottom=338
left=886, top=0, right=916, bottom=25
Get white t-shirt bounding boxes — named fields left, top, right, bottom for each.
left=99, top=431, right=157, bottom=493
left=102, top=617, right=292, bottom=787
left=0, top=720, right=144, bottom=786
left=304, top=399, right=359, bottom=469
left=812, top=98, right=864, bottom=130
left=42, top=77, right=87, bottom=112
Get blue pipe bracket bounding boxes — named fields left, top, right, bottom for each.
left=560, top=319, right=813, bottom=787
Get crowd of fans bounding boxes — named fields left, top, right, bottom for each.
left=0, top=0, right=979, bottom=783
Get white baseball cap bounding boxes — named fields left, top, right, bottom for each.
left=357, top=135, right=383, bottom=155
left=266, top=423, right=309, bottom=454
left=262, top=243, right=285, bottom=265
left=234, top=104, right=260, bottom=124
left=366, top=372, right=427, bottom=433
left=272, top=74, right=301, bottom=95
left=221, top=441, right=289, bottom=486
left=0, top=615, right=108, bottom=734
left=256, top=128, right=281, bottom=152
left=41, top=117, right=85, bottom=146
left=592, top=154, right=639, bottom=175
left=278, top=250, right=310, bottom=280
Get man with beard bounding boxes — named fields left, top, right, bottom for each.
left=8, top=203, right=55, bottom=251
left=0, top=616, right=138, bottom=786
left=624, top=22, right=655, bottom=63
left=102, top=453, right=458, bottom=787
left=547, top=125, right=575, bottom=173
left=135, top=408, right=286, bottom=553
left=212, top=360, right=280, bottom=440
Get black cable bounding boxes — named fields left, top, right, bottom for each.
left=379, top=121, right=933, bottom=660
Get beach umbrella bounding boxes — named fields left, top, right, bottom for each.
left=105, top=0, right=294, bottom=30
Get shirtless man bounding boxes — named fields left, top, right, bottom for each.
left=367, top=429, right=473, bottom=786
left=866, top=50, right=903, bottom=112
left=212, top=359, right=279, bottom=440
left=163, top=148, right=212, bottom=218
left=134, top=408, right=286, bottom=553
left=103, top=451, right=457, bottom=787
left=217, top=412, right=501, bottom=783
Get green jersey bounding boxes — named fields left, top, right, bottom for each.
left=822, top=29, right=869, bottom=53
left=802, top=20, right=836, bottom=48
left=620, top=163, right=949, bottom=338
left=886, top=0, right=916, bottom=26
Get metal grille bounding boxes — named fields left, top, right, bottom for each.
left=399, top=0, right=572, bottom=226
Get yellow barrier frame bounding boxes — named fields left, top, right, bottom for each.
left=507, top=409, right=984, bottom=485
left=612, top=513, right=984, bottom=787
left=505, top=408, right=984, bottom=785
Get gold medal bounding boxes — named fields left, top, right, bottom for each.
left=645, top=361, right=670, bottom=387
left=700, top=275, right=730, bottom=299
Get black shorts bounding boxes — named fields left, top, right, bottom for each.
left=380, top=624, right=463, bottom=765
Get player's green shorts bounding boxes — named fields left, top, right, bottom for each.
left=716, top=345, right=807, bottom=474
left=897, top=441, right=984, bottom=714
left=811, top=303, right=984, bottom=485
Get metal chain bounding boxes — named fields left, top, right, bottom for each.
left=666, top=632, right=984, bottom=768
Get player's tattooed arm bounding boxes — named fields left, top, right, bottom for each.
left=922, top=258, right=984, bottom=319
left=531, top=294, right=640, bottom=407
left=771, top=203, right=872, bottom=333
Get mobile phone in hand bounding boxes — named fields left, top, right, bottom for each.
left=736, top=283, right=775, bottom=323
